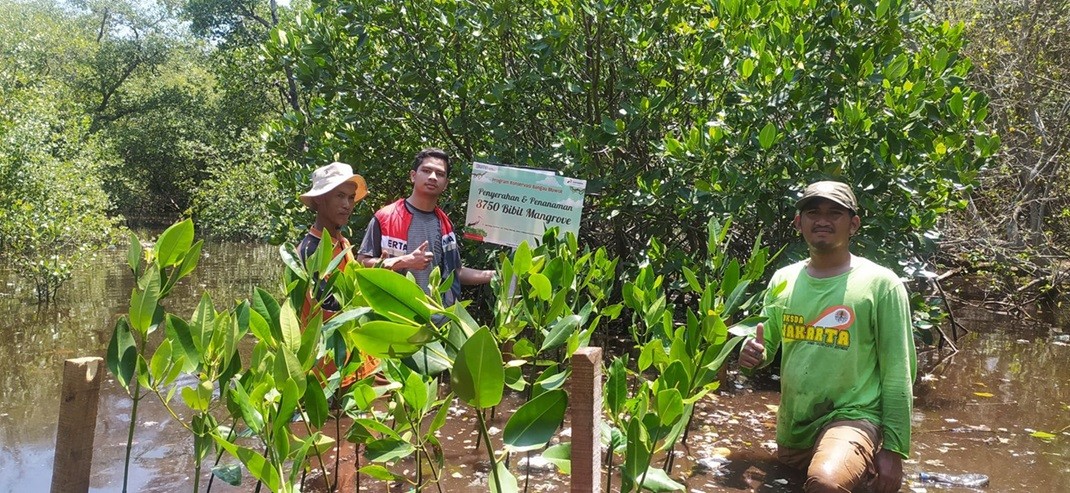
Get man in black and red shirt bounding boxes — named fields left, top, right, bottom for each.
left=357, top=148, right=492, bottom=306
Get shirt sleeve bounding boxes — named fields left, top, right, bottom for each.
left=357, top=217, right=382, bottom=258
left=296, top=233, right=316, bottom=264
left=875, top=277, right=917, bottom=458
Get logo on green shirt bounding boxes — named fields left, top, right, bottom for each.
left=781, top=306, right=855, bottom=349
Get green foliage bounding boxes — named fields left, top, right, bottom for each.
left=0, top=151, right=123, bottom=301
left=182, top=0, right=309, bottom=241
left=94, top=40, right=279, bottom=224
left=190, top=135, right=282, bottom=240
left=109, top=221, right=479, bottom=491
left=105, top=220, right=623, bottom=491
left=491, top=230, right=620, bottom=369
left=933, top=0, right=1069, bottom=296
left=264, top=0, right=992, bottom=290
left=109, top=222, right=349, bottom=492
left=451, top=327, right=505, bottom=409
left=604, top=218, right=770, bottom=491
left=185, top=0, right=283, bottom=46
left=0, top=1, right=123, bottom=300
left=0, top=0, right=292, bottom=239
left=47, top=1, right=206, bottom=220
left=182, top=0, right=306, bottom=240
left=0, top=0, right=293, bottom=298
left=502, top=389, right=568, bottom=453
left=106, top=220, right=214, bottom=491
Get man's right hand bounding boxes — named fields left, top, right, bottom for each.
left=738, top=322, right=766, bottom=369
left=368, top=241, right=434, bottom=271
left=402, top=240, right=433, bottom=270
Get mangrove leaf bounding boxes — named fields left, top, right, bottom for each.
left=503, top=389, right=568, bottom=453
left=155, top=218, right=193, bottom=267
left=451, top=327, right=504, bottom=409
left=106, top=317, right=137, bottom=390
left=355, top=268, right=431, bottom=324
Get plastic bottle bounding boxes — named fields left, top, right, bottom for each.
left=917, top=471, right=990, bottom=488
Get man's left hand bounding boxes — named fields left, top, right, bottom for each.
left=871, top=448, right=903, bottom=493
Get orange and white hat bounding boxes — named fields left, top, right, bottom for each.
left=299, top=162, right=368, bottom=209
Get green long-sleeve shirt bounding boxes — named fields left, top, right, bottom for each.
left=754, top=256, right=916, bottom=458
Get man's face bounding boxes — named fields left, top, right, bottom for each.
left=793, top=198, right=860, bottom=252
left=316, top=181, right=358, bottom=230
left=411, top=157, right=449, bottom=197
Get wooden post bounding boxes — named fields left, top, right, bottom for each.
left=571, top=347, right=603, bottom=493
left=51, top=357, right=104, bottom=493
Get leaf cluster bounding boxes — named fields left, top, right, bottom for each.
left=262, top=0, right=992, bottom=283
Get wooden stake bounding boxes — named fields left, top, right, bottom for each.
left=571, top=347, right=603, bottom=493
left=51, top=357, right=104, bottom=493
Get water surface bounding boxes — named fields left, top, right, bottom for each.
left=0, top=242, right=280, bottom=492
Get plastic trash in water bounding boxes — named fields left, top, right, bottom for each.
left=917, top=471, right=990, bottom=488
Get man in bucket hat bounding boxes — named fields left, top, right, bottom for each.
left=298, top=161, right=367, bottom=286
left=297, top=162, right=377, bottom=381
left=738, top=180, right=916, bottom=493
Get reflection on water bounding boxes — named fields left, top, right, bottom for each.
left=907, top=305, right=1070, bottom=492
left=1, top=244, right=1068, bottom=492
left=0, top=242, right=280, bottom=492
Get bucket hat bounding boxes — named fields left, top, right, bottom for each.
left=299, top=162, right=368, bottom=209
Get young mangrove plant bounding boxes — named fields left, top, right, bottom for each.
left=606, top=217, right=775, bottom=491
left=105, top=220, right=617, bottom=492
left=106, top=222, right=446, bottom=492
left=487, top=230, right=621, bottom=489
left=106, top=219, right=204, bottom=493
left=490, top=231, right=620, bottom=406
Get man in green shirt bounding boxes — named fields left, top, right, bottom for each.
left=738, top=181, right=916, bottom=493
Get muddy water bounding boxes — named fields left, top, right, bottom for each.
left=1, top=244, right=1068, bottom=492
left=0, top=242, right=281, bottom=492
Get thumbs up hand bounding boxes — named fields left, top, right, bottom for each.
left=406, top=241, right=433, bottom=270
left=738, top=323, right=766, bottom=369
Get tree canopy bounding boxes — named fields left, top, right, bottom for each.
left=13, top=0, right=1064, bottom=308
left=264, top=0, right=995, bottom=290
left=0, top=0, right=123, bottom=300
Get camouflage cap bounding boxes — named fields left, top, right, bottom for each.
left=795, top=181, right=857, bottom=213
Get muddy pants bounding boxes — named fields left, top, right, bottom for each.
left=777, top=420, right=881, bottom=493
